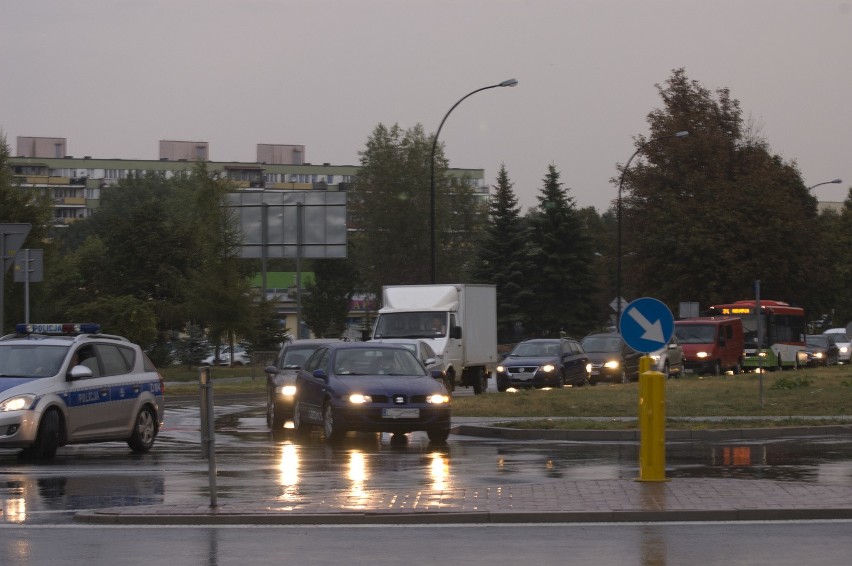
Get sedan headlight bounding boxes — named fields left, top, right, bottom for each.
left=696, top=351, right=709, bottom=359
left=540, top=364, right=556, bottom=373
left=0, top=394, right=37, bottom=412
left=277, top=385, right=297, bottom=397
left=496, top=365, right=506, bottom=373
left=604, top=360, right=620, bottom=369
left=348, top=394, right=372, bottom=404
left=427, top=394, right=450, bottom=404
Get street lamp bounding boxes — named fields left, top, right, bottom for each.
left=429, top=78, right=518, bottom=283
left=616, top=130, right=689, bottom=331
left=808, top=178, right=843, bottom=191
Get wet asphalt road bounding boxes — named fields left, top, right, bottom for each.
left=2, top=393, right=852, bottom=525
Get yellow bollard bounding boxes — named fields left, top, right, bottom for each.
left=637, top=355, right=668, bottom=481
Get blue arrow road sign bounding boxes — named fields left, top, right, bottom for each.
left=619, top=297, right=674, bottom=354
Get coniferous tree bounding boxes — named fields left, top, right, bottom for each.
left=524, top=165, right=598, bottom=336
left=472, top=164, right=534, bottom=342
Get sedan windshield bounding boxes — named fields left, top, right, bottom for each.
left=0, top=344, right=69, bottom=378
left=283, top=346, right=324, bottom=368
left=333, top=348, right=426, bottom=376
left=581, top=336, right=622, bottom=353
left=510, top=342, right=559, bottom=357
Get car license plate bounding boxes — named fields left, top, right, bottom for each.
left=514, top=372, right=532, bottom=380
left=590, top=369, right=600, bottom=376
left=383, top=408, right=419, bottom=419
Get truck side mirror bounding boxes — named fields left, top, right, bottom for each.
left=450, top=326, right=462, bottom=339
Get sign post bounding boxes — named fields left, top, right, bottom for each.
left=1, top=224, right=32, bottom=335
left=620, top=297, right=674, bottom=482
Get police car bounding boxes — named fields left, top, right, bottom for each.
left=0, top=323, right=165, bottom=459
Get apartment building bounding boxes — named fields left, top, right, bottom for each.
left=8, top=137, right=487, bottom=227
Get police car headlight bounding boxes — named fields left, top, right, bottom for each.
left=540, top=364, right=556, bottom=373
left=0, top=394, right=37, bottom=412
left=278, top=385, right=297, bottom=397
left=604, top=360, right=620, bottom=369
left=427, top=394, right=450, bottom=404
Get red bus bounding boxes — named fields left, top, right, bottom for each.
left=705, top=300, right=806, bottom=371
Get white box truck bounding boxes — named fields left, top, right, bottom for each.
left=371, top=284, right=498, bottom=394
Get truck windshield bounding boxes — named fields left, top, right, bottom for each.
left=374, top=312, right=446, bottom=339
left=674, top=325, right=717, bottom=344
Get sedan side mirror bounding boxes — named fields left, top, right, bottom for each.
left=312, top=369, right=328, bottom=381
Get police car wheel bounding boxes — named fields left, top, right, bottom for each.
left=128, top=406, right=157, bottom=452
left=25, top=409, right=61, bottom=460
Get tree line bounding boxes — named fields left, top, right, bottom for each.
left=2, top=68, right=850, bottom=361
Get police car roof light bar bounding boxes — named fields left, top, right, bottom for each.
left=16, top=323, right=102, bottom=335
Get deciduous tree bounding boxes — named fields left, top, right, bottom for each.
left=620, top=68, right=822, bottom=315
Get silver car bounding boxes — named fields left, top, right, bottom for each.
left=823, top=328, right=851, bottom=364
left=0, top=323, right=164, bottom=459
left=648, top=335, right=684, bottom=379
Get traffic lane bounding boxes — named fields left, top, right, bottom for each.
left=3, top=522, right=852, bottom=565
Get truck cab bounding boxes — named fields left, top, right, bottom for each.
left=371, top=285, right=498, bottom=394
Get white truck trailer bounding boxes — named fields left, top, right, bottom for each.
left=371, top=284, right=498, bottom=394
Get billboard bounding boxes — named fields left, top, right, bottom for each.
left=226, top=191, right=347, bottom=259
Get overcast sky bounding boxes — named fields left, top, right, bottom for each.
left=2, top=0, right=850, bottom=212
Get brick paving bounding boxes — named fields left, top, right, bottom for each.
left=76, top=476, right=852, bottom=525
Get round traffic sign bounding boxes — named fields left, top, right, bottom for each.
left=619, top=297, right=675, bottom=353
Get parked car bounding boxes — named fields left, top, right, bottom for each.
left=264, top=338, right=342, bottom=430
left=823, top=328, right=851, bottom=364
left=293, top=342, right=451, bottom=443
left=202, top=346, right=250, bottom=366
left=580, top=332, right=640, bottom=384
left=804, top=334, right=840, bottom=367
left=495, top=338, right=590, bottom=391
left=648, top=335, right=684, bottom=379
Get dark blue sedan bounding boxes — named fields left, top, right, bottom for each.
left=293, top=342, right=451, bottom=443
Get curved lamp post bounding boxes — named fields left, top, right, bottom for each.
left=616, top=130, right=689, bottom=330
left=429, top=78, right=518, bottom=283
left=808, top=178, right=843, bottom=191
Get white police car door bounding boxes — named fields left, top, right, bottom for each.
left=65, top=343, right=139, bottom=440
